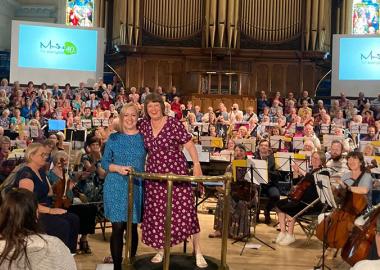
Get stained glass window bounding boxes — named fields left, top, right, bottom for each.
left=352, top=0, right=380, bottom=34
left=66, top=0, right=94, bottom=27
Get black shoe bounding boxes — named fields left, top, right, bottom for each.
left=79, top=240, right=92, bottom=254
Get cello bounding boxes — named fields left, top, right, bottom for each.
left=316, top=188, right=367, bottom=249
left=341, top=204, right=380, bottom=266
left=52, top=158, right=72, bottom=209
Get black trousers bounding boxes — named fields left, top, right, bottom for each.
left=39, top=212, right=80, bottom=253
left=261, top=184, right=280, bottom=214
left=68, top=204, right=97, bottom=235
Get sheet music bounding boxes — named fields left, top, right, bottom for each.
left=292, top=137, right=304, bottom=150
left=199, top=136, right=213, bottom=147
left=270, top=136, right=287, bottom=149
left=183, top=144, right=209, bottom=162
left=350, top=123, right=368, bottom=134
left=320, top=124, right=336, bottom=134
left=92, top=118, right=109, bottom=127
left=274, top=152, right=308, bottom=172
left=234, top=138, right=256, bottom=152
left=314, top=171, right=337, bottom=208
left=81, top=119, right=92, bottom=129
left=246, top=157, right=268, bottom=184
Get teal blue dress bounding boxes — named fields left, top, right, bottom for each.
left=101, top=132, right=146, bottom=223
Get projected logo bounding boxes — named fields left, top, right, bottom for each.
left=40, top=40, right=78, bottom=55
left=360, top=50, right=380, bottom=64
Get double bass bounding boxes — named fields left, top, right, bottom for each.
left=341, top=204, right=380, bottom=266
left=52, top=158, right=72, bottom=209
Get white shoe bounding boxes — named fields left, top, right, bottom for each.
left=274, top=232, right=287, bottom=244
left=195, top=254, right=208, bottom=268
left=151, top=251, right=164, bottom=263
left=278, top=233, right=296, bottom=246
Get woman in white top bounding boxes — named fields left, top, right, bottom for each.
left=0, top=188, right=76, bottom=270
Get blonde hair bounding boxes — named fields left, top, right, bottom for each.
left=119, top=103, right=139, bottom=133
left=28, top=119, right=41, bottom=129
left=24, top=142, right=43, bottom=163
left=52, top=150, right=68, bottom=165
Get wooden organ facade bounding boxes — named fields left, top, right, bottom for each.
left=93, top=0, right=347, bottom=110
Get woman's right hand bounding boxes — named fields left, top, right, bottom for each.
left=117, top=165, right=131, bottom=175
left=49, top=208, right=67, bottom=215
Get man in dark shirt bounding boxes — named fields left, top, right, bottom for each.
left=253, top=139, right=280, bottom=224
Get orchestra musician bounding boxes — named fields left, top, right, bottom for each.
left=275, top=151, right=325, bottom=246
left=326, top=140, right=349, bottom=182
left=47, top=151, right=97, bottom=254
left=14, top=142, right=79, bottom=253
left=209, top=144, right=258, bottom=239
left=338, top=151, right=373, bottom=207
left=252, top=139, right=280, bottom=224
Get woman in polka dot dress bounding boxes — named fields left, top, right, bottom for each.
left=139, top=93, right=208, bottom=268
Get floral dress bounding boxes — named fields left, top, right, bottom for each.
left=139, top=116, right=200, bottom=249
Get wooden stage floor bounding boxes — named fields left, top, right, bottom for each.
left=74, top=212, right=350, bottom=270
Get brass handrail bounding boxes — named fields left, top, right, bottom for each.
left=124, top=171, right=233, bottom=270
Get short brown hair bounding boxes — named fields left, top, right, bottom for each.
left=143, top=93, right=165, bottom=119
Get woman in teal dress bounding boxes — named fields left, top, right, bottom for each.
left=101, top=103, right=146, bottom=270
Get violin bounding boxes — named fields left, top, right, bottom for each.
left=341, top=204, right=380, bottom=266
left=52, top=158, right=72, bottom=209
left=289, top=168, right=320, bottom=202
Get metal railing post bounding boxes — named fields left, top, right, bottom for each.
left=163, top=176, right=174, bottom=270
left=125, top=173, right=135, bottom=267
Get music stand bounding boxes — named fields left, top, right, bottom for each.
left=320, top=124, right=335, bottom=135
left=231, top=157, right=275, bottom=254
left=313, top=170, right=337, bottom=270
left=322, top=135, right=344, bottom=150
left=234, top=138, right=256, bottom=153
left=92, top=117, right=109, bottom=127
left=292, top=137, right=305, bottom=151
left=270, top=136, right=288, bottom=151
left=349, top=123, right=368, bottom=135
left=81, top=119, right=92, bottom=129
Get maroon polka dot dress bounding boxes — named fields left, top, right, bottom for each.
left=139, top=116, right=200, bottom=249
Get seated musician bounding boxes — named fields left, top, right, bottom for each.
left=47, top=151, right=97, bottom=254
left=209, top=144, right=258, bottom=238
left=339, top=151, right=373, bottom=207
left=77, top=135, right=106, bottom=203
left=213, top=138, right=235, bottom=161
left=14, top=142, right=80, bottom=253
left=326, top=140, right=349, bottom=181
left=253, top=139, right=280, bottom=224
left=275, top=151, right=325, bottom=245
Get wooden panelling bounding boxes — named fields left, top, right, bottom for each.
left=286, top=65, right=300, bottom=94
left=171, top=61, right=185, bottom=92
left=256, top=64, right=269, bottom=94
left=271, top=64, right=285, bottom=95
left=126, top=58, right=139, bottom=88
left=303, top=64, right=315, bottom=93
left=121, top=49, right=322, bottom=100
left=157, top=61, right=170, bottom=91
left=143, top=60, right=156, bottom=89
left=182, top=94, right=257, bottom=112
